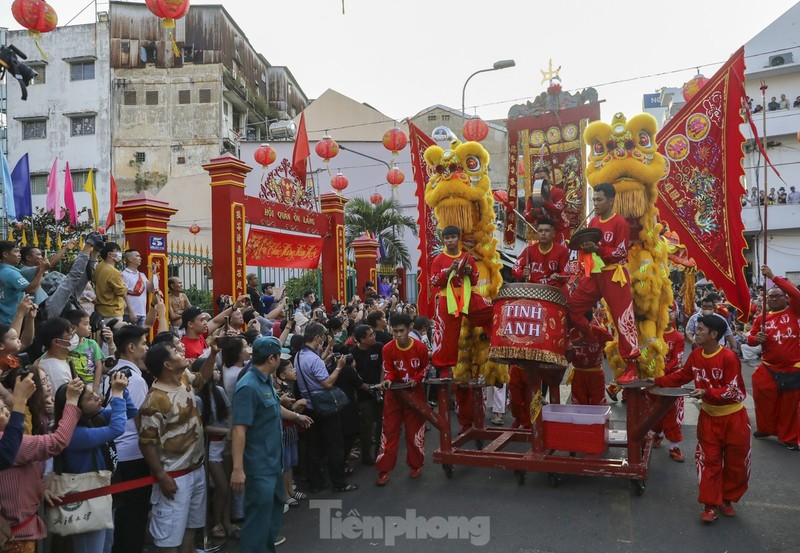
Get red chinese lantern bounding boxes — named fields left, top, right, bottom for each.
left=254, top=144, right=277, bottom=169
left=145, top=0, right=190, bottom=57
left=331, top=172, right=349, bottom=194
left=315, top=135, right=339, bottom=162
left=682, top=74, right=709, bottom=102
left=145, top=0, right=190, bottom=27
left=462, top=117, right=489, bottom=142
left=382, top=127, right=408, bottom=155
left=11, top=0, right=58, bottom=33
left=11, top=0, right=58, bottom=38
left=189, top=224, right=201, bottom=235
left=492, top=190, right=508, bottom=204
left=386, top=166, right=405, bottom=188
left=370, top=193, right=383, bottom=205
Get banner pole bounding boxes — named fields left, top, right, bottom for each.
left=760, top=81, right=768, bottom=322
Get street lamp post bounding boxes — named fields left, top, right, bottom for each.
left=461, top=59, right=516, bottom=126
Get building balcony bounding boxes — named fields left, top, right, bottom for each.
left=740, top=107, right=800, bottom=140
left=742, top=203, right=800, bottom=233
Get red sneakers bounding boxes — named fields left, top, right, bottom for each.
left=669, top=446, right=685, bottom=462
left=376, top=472, right=389, bottom=486
left=410, top=468, right=422, bottom=479
left=700, top=505, right=718, bottom=523
left=719, top=501, right=736, bottom=517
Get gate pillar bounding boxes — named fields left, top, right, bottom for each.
left=202, top=154, right=251, bottom=311
left=116, top=192, right=177, bottom=321
left=351, top=234, right=379, bottom=301
left=320, top=193, right=348, bottom=308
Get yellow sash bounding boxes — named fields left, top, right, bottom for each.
left=601, top=263, right=628, bottom=285
left=701, top=402, right=744, bottom=417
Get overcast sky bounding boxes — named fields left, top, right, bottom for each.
left=9, top=0, right=799, bottom=128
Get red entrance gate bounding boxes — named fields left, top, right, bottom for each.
left=203, top=154, right=347, bottom=310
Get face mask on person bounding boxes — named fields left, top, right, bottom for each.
left=700, top=308, right=714, bottom=316
left=68, top=333, right=80, bottom=351
left=112, top=252, right=123, bottom=262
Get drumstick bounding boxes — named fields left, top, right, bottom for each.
left=572, top=209, right=596, bottom=233
left=512, top=208, right=540, bottom=233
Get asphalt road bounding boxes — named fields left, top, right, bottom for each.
left=192, top=358, right=800, bottom=553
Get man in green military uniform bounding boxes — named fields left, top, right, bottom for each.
left=230, top=336, right=313, bottom=552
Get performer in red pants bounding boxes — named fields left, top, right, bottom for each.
left=569, top=321, right=613, bottom=406
left=568, top=183, right=640, bottom=384
left=748, top=265, right=800, bottom=450
left=430, top=226, right=493, bottom=429
left=376, top=313, right=431, bottom=486
left=651, top=307, right=687, bottom=461
left=653, top=315, right=751, bottom=523
left=507, top=218, right=570, bottom=422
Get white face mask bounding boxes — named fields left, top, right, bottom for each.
left=67, top=334, right=80, bottom=352
left=112, top=252, right=123, bottom=262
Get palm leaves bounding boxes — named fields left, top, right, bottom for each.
left=344, top=196, right=418, bottom=269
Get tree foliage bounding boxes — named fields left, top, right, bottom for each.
left=344, top=196, right=418, bottom=269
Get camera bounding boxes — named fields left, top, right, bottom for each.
left=344, top=353, right=354, bottom=364
left=0, top=45, right=37, bottom=101
left=106, top=361, right=131, bottom=377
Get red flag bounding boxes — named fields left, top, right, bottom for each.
left=408, top=122, right=437, bottom=318
left=63, top=162, right=78, bottom=224
left=292, top=112, right=310, bottom=186
left=655, top=47, right=750, bottom=318
left=105, top=174, right=118, bottom=230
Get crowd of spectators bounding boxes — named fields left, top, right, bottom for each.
left=0, top=237, right=430, bottom=551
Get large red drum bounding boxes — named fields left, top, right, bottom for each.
left=489, top=283, right=568, bottom=367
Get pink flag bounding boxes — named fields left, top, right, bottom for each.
left=46, top=158, right=63, bottom=219
left=63, top=163, right=78, bottom=224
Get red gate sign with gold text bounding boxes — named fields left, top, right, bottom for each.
left=245, top=228, right=322, bottom=269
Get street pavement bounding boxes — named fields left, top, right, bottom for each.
left=199, top=358, right=799, bottom=553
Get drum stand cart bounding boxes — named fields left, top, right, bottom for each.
left=394, top=369, right=680, bottom=496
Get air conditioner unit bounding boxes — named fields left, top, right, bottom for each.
left=768, top=53, right=793, bottom=67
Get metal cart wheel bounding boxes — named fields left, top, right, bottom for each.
left=547, top=473, right=560, bottom=488
left=514, top=470, right=526, bottom=486
left=631, top=479, right=646, bottom=496
left=442, top=464, right=454, bottom=479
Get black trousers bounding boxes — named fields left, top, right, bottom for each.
left=358, top=398, right=383, bottom=460
left=307, top=411, right=346, bottom=490
left=111, top=458, right=152, bottom=553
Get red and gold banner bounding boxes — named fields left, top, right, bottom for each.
left=245, top=227, right=322, bottom=269
left=231, top=203, right=247, bottom=299
left=506, top=102, right=601, bottom=246
left=408, top=122, right=437, bottom=318
left=655, top=47, right=749, bottom=318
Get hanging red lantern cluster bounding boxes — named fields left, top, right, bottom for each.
left=370, top=193, right=383, bottom=205
left=462, top=116, right=489, bottom=142
left=315, top=135, right=339, bottom=162
left=189, top=224, right=201, bottom=235
left=682, top=74, right=709, bottom=102
left=331, top=172, right=349, bottom=194
left=254, top=144, right=276, bottom=169
left=382, top=127, right=408, bottom=155
left=386, top=166, right=405, bottom=188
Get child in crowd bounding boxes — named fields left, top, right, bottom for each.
left=64, top=308, right=114, bottom=391
left=275, top=358, right=307, bottom=508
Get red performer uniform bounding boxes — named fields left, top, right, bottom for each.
left=748, top=276, right=800, bottom=445
left=569, top=325, right=613, bottom=406
left=652, top=327, right=687, bottom=443
left=568, top=213, right=640, bottom=361
left=430, top=251, right=493, bottom=369
left=655, top=346, right=750, bottom=509
left=375, top=338, right=430, bottom=474
left=511, top=242, right=570, bottom=289
left=506, top=242, right=570, bottom=426
left=524, top=186, right=570, bottom=247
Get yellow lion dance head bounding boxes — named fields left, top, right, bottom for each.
left=424, top=139, right=494, bottom=235
left=584, top=112, right=667, bottom=219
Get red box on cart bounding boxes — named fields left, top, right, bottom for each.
left=542, top=404, right=610, bottom=454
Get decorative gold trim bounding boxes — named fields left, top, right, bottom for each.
left=488, top=346, right=566, bottom=367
